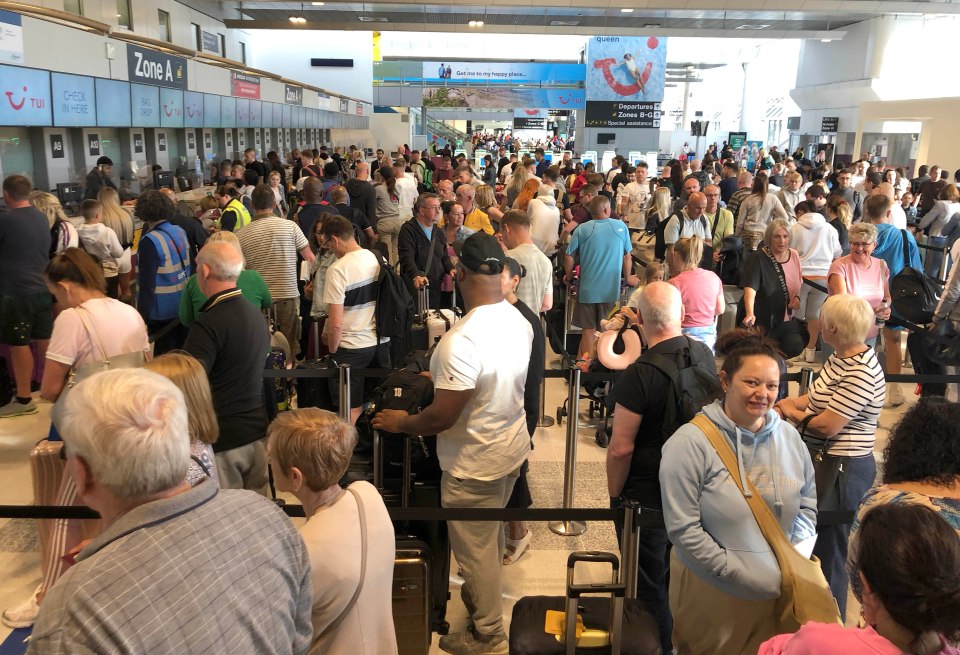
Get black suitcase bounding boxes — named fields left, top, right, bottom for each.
left=907, top=329, right=947, bottom=397
left=410, top=286, right=431, bottom=352
left=294, top=322, right=338, bottom=410
left=509, top=552, right=661, bottom=655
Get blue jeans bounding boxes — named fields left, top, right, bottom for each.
left=812, top=453, right=876, bottom=621
left=682, top=325, right=717, bottom=352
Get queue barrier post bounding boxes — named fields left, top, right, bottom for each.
left=939, top=242, right=951, bottom=284
left=549, top=366, right=588, bottom=537
left=338, top=363, right=351, bottom=422
left=538, top=315, right=555, bottom=428
left=620, top=501, right=640, bottom=600
left=799, top=367, right=815, bottom=395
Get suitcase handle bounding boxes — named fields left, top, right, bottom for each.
left=564, top=551, right=627, bottom=655
left=566, top=551, right=619, bottom=570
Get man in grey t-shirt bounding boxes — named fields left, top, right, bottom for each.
left=0, top=175, right=54, bottom=418
left=501, top=210, right=553, bottom=314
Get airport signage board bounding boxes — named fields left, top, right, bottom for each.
left=127, top=45, right=187, bottom=90
left=584, top=101, right=661, bottom=128
left=0, top=65, right=51, bottom=126
left=95, top=78, right=131, bottom=127
left=422, top=61, right=584, bottom=83
left=231, top=71, right=260, bottom=99
left=0, top=10, right=24, bottom=64
left=50, top=133, right=64, bottom=158
left=339, top=98, right=348, bottom=113
left=87, top=132, right=100, bottom=156
left=184, top=90, right=204, bottom=127
left=203, top=93, right=221, bottom=129
left=317, top=92, right=331, bottom=110
left=728, top=132, right=747, bottom=150
left=821, top=116, right=839, bottom=133
left=285, top=84, right=303, bottom=105
left=586, top=36, right=667, bottom=103
left=130, top=82, right=160, bottom=127
left=513, top=108, right=547, bottom=130
left=201, top=30, right=220, bottom=55
left=52, top=73, right=96, bottom=127
left=159, top=87, right=184, bottom=128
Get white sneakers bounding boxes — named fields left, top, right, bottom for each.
left=886, top=383, right=905, bottom=408
left=2, top=585, right=41, bottom=628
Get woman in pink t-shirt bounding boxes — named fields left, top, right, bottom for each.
left=827, top=222, right=891, bottom=346
left=668, top=235, right=724, bottom=351
left=758, top=503, right=960, bottom=655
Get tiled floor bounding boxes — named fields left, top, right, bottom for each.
left=0, top=349, right=917, bottom=650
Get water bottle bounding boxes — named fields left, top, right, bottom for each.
left=876, top=300, right=888, bottom=328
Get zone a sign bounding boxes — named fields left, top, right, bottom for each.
left=127, top=45, right=187, bottom=90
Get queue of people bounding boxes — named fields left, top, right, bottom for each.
left=1, top=143, right=960, bottom=655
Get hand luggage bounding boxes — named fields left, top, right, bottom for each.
left=393, top=538, right=435, bottom=655
left=426, top=309, right=458, bottom=346
left=508, top=551, right=661, bottom=655
left=295, top=322, right=337, bottom=411
left=409, top=286, right=431, bottom=353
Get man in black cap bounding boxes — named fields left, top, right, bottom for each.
left=373, top=232, right=532, bottom=655
left=83, top=156, right=119, bottom=200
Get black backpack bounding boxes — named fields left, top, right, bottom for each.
left=654, top=213, right=713, bottom=268
left=891, top=229, right=941, bottom=324
left=716, top=235, right=745, bottom=285
left=643, top=338, right=722, bottom=443
left=374, top=254, right=415, bottom=341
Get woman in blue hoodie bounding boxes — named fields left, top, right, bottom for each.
left=660, top=329, right=817, bottom=655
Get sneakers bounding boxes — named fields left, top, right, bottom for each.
left=886, top=384, right=905, bottom=407
left=0, top=399, right=37, bottom=418
left=2, top=585, right=41, bottom=628
left=439, top=629, right=508, bottom=655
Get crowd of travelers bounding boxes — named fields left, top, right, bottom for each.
left=0, top=138, right=958, bottom=655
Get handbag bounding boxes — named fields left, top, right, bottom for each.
left=691, top=414, right=841, bottom=630
left=795, top=415, right=845, bottom=509
left=891, top=229, right=941, bottom=324
left=763, top=245, right=808, bottom=358
left=50, top=306, right=148, bottom=430
left=314, top=486, right=368, bottom=641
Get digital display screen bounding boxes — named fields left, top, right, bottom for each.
left=95, top=78, right=131, bottom=127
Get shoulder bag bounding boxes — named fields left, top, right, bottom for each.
left=50, top=305, right=148, bottom=430
left=315, top=486, right=368, bottom=641
left=763, top=245, right=808, bottom=358
left=891, top=229, right=941, bottom=324
left=691, top=414, right=841, bottom=630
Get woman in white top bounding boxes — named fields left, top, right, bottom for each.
left=97, top=187, right=136, bottom=299
left=268, top=170, right=289, bottom=219
left=918, top=183, right=960, bottom=238
left=29, top=191, right=78, bottom=257
left=268, top=409, right=398, bottom=655
left=735, top=172, right=788, bottom=251
left=527, top=186, right=562, bottom=256
left=4, top=248, right=149, bottom=630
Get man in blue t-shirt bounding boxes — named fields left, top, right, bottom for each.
left=866, top=193, right=921, bottom=408
left=564, top=195, right=639, bottom=360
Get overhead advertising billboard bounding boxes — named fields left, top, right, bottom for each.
left=96, top=78, right=130, bottom=127
left=0, top=10, right=24, bottom=64
left=422, top=61, right=584, bottom=83
left=52, top=72, right=96, bottom=127
left=423, top=87, right=584, bottom=110
left=0, top=65, right=50, bottom=126
left=586, top=36, right=667, bottom=103
left=231, top=71, right=260, bottom=99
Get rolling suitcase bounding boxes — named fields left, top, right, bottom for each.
left=295, top=322, right=337, bottom=411
left=508, top=552, right=661, bottom=655
left=393, top=538, right=435, bottom=655
left=410, top=286, right=431, bottom=353
left=426, top=309, right=458, bottom=346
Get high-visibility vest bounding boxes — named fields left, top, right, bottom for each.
left=216, top=198, right=252, bottom=232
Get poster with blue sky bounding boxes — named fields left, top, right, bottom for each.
left=586, top=36, right=667, bottom=103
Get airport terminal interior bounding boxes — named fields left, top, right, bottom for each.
left=1, top=0, right=959, bottom=653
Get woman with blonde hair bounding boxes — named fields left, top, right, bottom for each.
left=505, top=162, right=531, bottom=208
left=474, top=184, right=503, bottom=228
left=646, top=186, right=673, bottom=232
left=514, top=178, right=541, bottom=212
left=735, top=172, right=788, bottom=251
left=29, top=191, right=78, bottom=256
left=144, top=352, right=219, bottom=487
left=97, top=187, right=135, bottom=298
left=669, top=235, right=725, bottom=351
left=825, top=195, right=851, bottom=255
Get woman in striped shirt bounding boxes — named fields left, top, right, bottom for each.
left=775, top=294, right=886, bottom=621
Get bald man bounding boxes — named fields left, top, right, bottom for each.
left=159, top=187, right=207, bottom=262
left=664, top=190, right=711, bottom=254
left=436, top=179, right=455, bottom=202
left=606, top=280, right=717, bottom=654
left=345, top=160, right=377, bottom=227
left=703, top=184, right=734, bottom=252
left=878, top=182, right=907, bottom=230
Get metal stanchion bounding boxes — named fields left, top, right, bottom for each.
left=338, top=363, right=351, bottom=422
left=799, top=367, right=815, bottom=395
left=538, top=315, right=555, bottom=428
left=621, top=501, right=639, bottom=600
left=939, top=243, right=951, bottom=283
left=550, top=366, right=588, bottom=536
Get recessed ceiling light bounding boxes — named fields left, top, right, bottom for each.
left=358, top=15, right=388, bottom=21
left=468, top=19, right=484, bottom=27
left=621, top=7, right=634, bottom=12
left=288, top=15, right=307, bottom=23
left=735, top=23, right=769, bottom=29
left=311, top=1, right=324, bottom=4
left=550, top=19, right=580, bottom=26
left=820, top=38, right=833, bottom=42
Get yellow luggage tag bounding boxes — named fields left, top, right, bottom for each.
left=543, top=610, right=611, bottom=647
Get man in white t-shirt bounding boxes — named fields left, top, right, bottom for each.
left=502, top=209, right=553, bottom=314
left=393, top=160, right=419, bottom=221
left=373, top=233, right=532, bottom=655
left=320, top=214, right=390, bottom=423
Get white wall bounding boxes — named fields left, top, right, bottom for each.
left=248, top=30, right=373, bottom=103
left=370, top=110, right=410, bottom=152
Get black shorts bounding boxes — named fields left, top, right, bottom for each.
left=0, top=293, right=53, bottom=346
left=330, top=342, right=391, bottom=409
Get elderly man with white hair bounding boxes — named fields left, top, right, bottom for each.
left=27, top=368, right=313, bottom=655
left=184, top=240, right=272, bottom=493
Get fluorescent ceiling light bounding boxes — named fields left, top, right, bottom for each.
left=289, top=15, right=307, bottom=23
left=621, top=8, right=634, bottom=12
left=550, top=20, right=579, bottom=26
left=735, top=24, right=769, bottom=29
left=358, top=15, right=388, bottom=21
left=311, top=1, right=324, bottom=4
left=820, top=38, right=833, bottom=42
